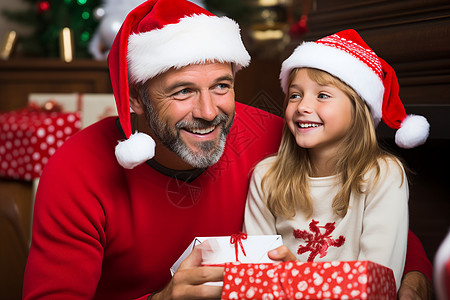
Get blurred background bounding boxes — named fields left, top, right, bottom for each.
left=0, top=0, right=449, bottom=299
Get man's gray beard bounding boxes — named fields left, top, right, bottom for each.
left=141, top=90, right=233, bottom=168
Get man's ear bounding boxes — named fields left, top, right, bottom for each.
left=129, top=83, right=145, bottom=115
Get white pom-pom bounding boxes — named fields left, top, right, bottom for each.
left=115, top=132, right=156, bottom=169
left=395, top=114, right=430, bottom=149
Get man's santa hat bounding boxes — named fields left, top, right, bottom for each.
left=107, top=0, right=250, bottom=169
left=280, top=29, right=430, bottom=149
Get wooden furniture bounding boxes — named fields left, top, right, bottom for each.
left=0, top=59, right=112, bottom=112
left=0, top=180, right=33, bottom=300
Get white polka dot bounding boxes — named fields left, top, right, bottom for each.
left=32, top=152, right=40, bottom=161
left=56, top=118, right=64, bottom=126
left=56, top=130, right=63, bottom=138
left=46, top=134, right=55, bottom=145
left=64, top=127, right=72, bottom=135
left=67, top=114, right=75, bottom=122
left=44, top=118, right=52, bottom=125
left=36, top=128, right=46, bottom=137
left=40, top=142, right=48, bottom=150
left=33, top=164, right=42, bottom=173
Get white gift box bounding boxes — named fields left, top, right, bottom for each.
left=170, top=235, right=283, bottom=276
left=28, top=93, right=118, bottom=128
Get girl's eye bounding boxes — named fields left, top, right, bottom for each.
left=318, top=93, right=330, bottom=100
left=289, top=93, right=301, bottom=101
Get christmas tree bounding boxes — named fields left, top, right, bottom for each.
left=2, top=0, right=101, bottom=58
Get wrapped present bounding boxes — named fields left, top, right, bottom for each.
left=221, top=261, right=396, bottom=300
left=28, top=93, right=117, bottom=128
left=0, top=107, right=81, bottom=180
left=170, top=234, right=283, bottom=286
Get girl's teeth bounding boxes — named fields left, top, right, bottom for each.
left=299, top=123, right=319, bottom=128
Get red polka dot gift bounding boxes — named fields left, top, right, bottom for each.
left=0, top=106, right=81, bottom=180
left=221, top=261, right=396, bottom=300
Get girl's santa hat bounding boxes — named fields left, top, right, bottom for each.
left=108, top=0, right=250, bottom=169
left=280, top=29, right=430, bottom=149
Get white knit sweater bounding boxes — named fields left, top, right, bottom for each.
left=243, top=155, right=409, bottom=290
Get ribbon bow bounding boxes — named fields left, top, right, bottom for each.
left=230, top=233, right=247, bottom=262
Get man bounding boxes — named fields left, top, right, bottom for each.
left=23, top=0, right=432, bottom=299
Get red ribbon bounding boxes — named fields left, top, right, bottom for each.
left=230, top=233, right=247, bottom=262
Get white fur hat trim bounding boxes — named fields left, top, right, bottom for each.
left=127, top=14, right=251, bottom=84
left=115, top=132, right=156, bottom=169
left=280, top=42, right=385, bottom=125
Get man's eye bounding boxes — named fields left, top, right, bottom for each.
left=174, top=88, right=190, bottom=96
left=214, top=83, right=231, bottom=94
left=218, top=83, right=231, bottom=90
left=172, top=88, right=192, bottom=100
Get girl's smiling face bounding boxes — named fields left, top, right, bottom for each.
left=285, top=68, right=354, bottom=159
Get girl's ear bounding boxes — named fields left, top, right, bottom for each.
left=129, top=83, right=144, bottom=115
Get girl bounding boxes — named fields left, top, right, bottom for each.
left=243, top=29, right=430, bottom=290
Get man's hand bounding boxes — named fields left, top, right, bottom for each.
left=151, top=243, right=224, bottom=300
left=398, top=271, right=433, bottom=300
left=268, top=245, right=298, bottom=262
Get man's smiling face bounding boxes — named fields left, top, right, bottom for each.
left=139, top=62, right=236, bottom=168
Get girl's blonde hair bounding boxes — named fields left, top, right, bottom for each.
left=262, top=68, right=404, bottom=219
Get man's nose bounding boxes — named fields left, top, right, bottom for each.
left=193, top=92, right=219, bottom=121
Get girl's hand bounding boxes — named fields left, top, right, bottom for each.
left=268, top=245, right=298, bottom=262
